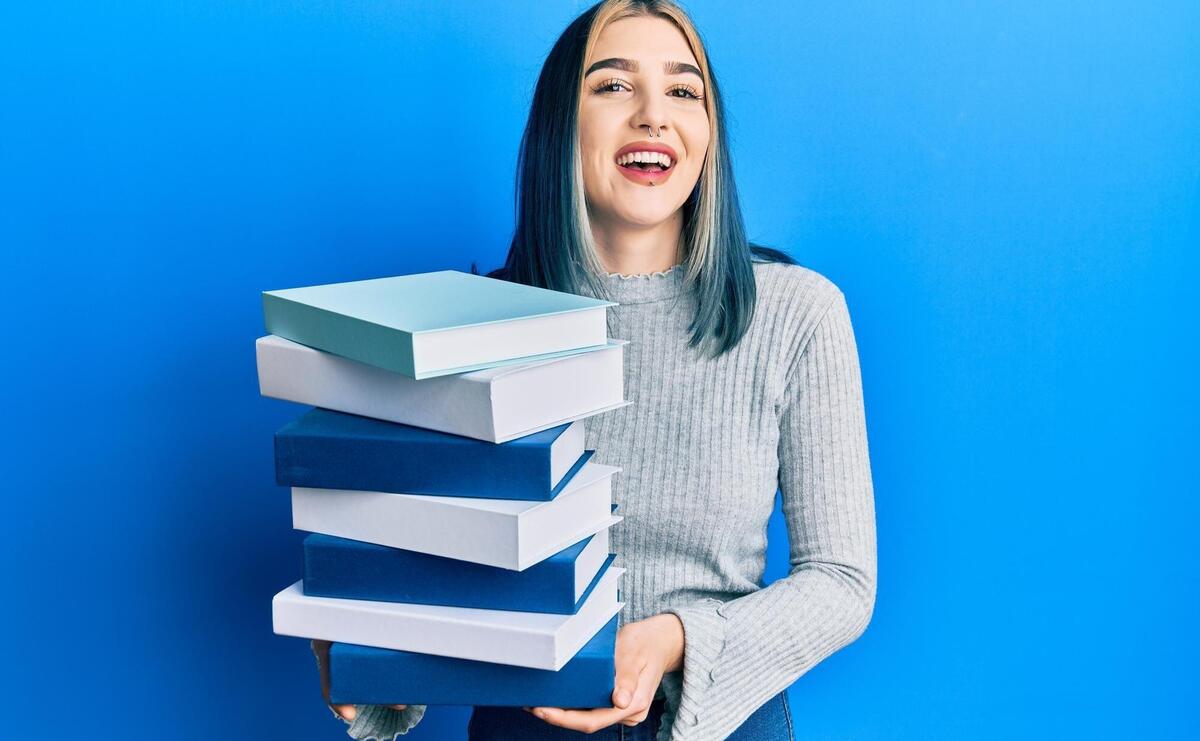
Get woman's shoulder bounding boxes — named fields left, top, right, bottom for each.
left=750, top=249, right=845, bottom=321
left=748, top=251, right=854, bottom=375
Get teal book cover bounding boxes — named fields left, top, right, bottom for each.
left=263, top=270, right=616, bottom=379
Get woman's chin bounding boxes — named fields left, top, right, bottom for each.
left=607, top=197, right=683, bottom=227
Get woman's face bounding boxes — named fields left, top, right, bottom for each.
left=578, top=16, right=710, bottom=229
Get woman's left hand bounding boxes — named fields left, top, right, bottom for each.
left=528, top=613, right=685, bottom=732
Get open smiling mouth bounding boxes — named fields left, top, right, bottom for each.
left=615, top=155, right=676, bottom=185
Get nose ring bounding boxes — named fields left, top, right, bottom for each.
left=643, top=124, right=661, bottom=138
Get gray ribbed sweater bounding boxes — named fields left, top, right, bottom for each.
left=338, top=261, right=877, bottom=741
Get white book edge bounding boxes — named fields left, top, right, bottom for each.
left=411, top=307, right=608, bottom=378
left=494, top=401, right=632, bottom=444
left=255, top=335, right=628, bottom=443
left=291, top=461, right=622, bottom=570
left=574, top=528, right=611, bottom=601
left=480, top=338, right=630, bottom=378
left=272, top=566, right=625, bottom=670
left=292, top=488, right=519, bottom=567
left=491, top=342, right=627, bottom=442
left=550, top=420, right=586, bottom=489
left=518, top=514, right=622, bottom=571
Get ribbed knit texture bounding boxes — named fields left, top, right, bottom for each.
left=341, top=261, right=877, bottom=741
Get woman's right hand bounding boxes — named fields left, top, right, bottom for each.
left=312, top=639, right=407, bottom=721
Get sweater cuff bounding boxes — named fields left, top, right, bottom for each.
left=338, top=704, right=427, bottom=740
left=664, top=600, right=730, bottom=733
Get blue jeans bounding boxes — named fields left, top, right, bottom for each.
left=467, top=690, right=794, bottom=740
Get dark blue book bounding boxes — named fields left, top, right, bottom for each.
left=303, top=531, right=614, bottom=614
left=327, top=616, right=618, bottom=707
left=275, top=408, right=587, bottom=500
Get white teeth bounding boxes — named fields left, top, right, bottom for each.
left=617, top=151, right=673, bottom=168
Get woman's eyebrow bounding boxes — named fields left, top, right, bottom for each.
left=585, top=57, right=703, bottom=80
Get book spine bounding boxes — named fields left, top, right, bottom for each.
left=255, top=336, right=499, bottom=442
left=303, top=535, right=579, bottom=613
left=274, top=429, right=551, bottom=499
left=291, top=488, right=520, bottom=568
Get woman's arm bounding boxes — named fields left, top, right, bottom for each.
left=664, top=289, right=878, bottom=741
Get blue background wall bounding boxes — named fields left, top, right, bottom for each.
left=2, top=1, right=1195, bottom=739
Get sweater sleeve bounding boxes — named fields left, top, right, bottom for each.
left=333, top=704, right=427, bottom=740
left=663, top=289, right=878, bottom=741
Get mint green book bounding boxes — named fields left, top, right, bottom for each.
left=262, top=270, right=615, bottom=379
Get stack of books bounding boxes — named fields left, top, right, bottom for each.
left=256, top=270, right=630, bottom=708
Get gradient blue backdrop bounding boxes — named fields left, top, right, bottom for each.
left=2, top=1, right=1196, bottom=739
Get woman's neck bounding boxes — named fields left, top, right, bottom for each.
left=589, top=210, right=683, bottom=276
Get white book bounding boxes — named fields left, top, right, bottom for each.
left=272, top=565, right=625, bottom=670
left=256, top=335, right=630, bottom=443
left=291, top=461, right=622, bottom=571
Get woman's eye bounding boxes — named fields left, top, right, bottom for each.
left=669, top=85, right=703, bottom=100
left=593, top=79, right=631, bottom=94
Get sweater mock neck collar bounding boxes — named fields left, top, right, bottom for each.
left=591, top=264, right=686, bottom=305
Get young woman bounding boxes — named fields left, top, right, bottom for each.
left=314, top=1, right=876, bottom=739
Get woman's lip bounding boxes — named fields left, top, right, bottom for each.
left=616, top=161, right=676, bottom=186
left=614, top=142, right=678, bottom=160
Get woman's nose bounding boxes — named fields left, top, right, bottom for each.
left=632, top=91, right=669, bottom=136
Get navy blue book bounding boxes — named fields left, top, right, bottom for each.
left=303, top=530, right=614, bottom=614
left=328, top=616, right=618, bottom=707
left=275, top=408, right=587, bottom=500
